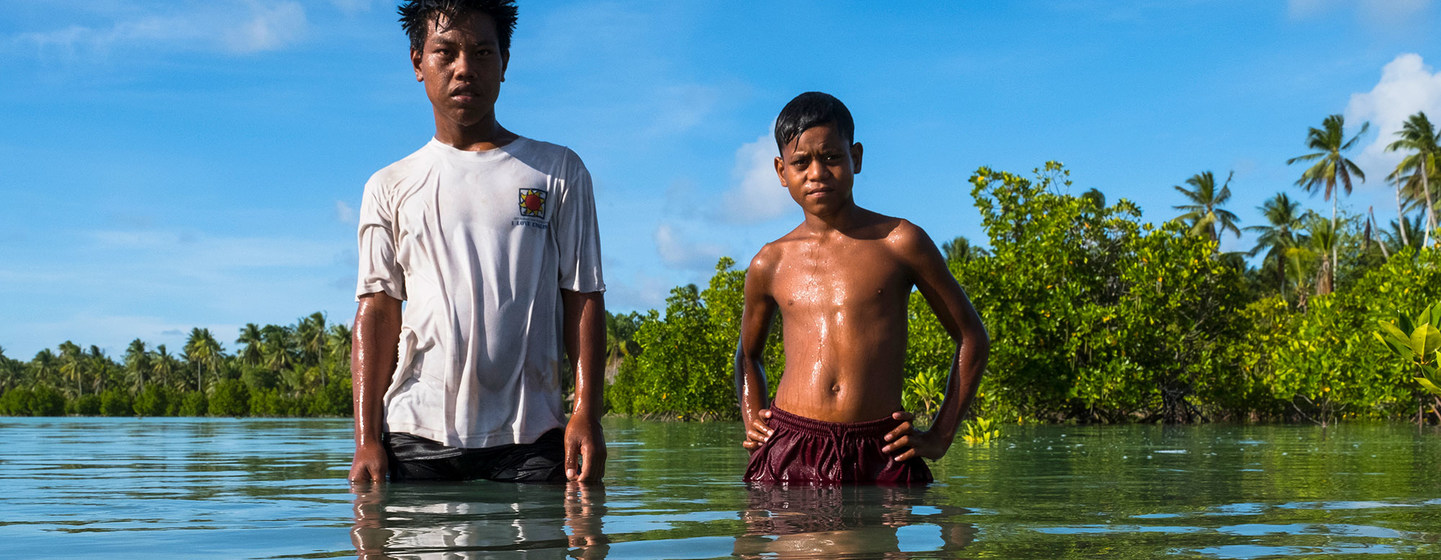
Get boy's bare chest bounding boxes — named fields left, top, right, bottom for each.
left=770, top=243, right=909, bottom=311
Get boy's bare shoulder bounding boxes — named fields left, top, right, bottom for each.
left=875, top=217, right=945, bottom=273
left=750, top=224, right=810, bottom=267
left=883, top=217, right=936, bottom=249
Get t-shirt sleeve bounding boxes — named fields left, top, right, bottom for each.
left=355, top=174, right=407, bottom=301
left=555, top=151, right=605, bottom=293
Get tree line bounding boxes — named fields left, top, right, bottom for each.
left=0, top=313, right=352, bottom=417
left=4, top=112, right=1441, bottom=424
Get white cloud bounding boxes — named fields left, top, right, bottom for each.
left=718, top=130, right=796, bottom=223
left=223, top=2, right=308, bottom=53
left=1345, top=54, right=1441, bottom=186
left=12, top=1, right=309, bottom=56
left=335, top=200, right=356, bottom=224
left=654, top=223, right=727, bottom=271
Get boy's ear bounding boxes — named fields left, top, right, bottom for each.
left=850, top=142, right=863, bottom=174
left=411, top=49, right=424, bottom=82
left=774, top=156, right=786, bottom=186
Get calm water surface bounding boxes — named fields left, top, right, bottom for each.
left=2, top=417, right=1439, bottom=559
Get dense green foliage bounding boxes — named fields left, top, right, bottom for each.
left=605, top=258, right=785, bottom=420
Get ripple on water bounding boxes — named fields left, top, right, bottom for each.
left=2, top=419, right=1440, bottom=559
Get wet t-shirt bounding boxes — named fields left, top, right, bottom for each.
left=356, top=137, right=604, bottom=448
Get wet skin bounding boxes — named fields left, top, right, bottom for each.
left=735, top=124, right=989, bottom=462
left=349, top=12, right=605, bottom=484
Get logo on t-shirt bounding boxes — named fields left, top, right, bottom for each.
left=518, top=188, right=547, bottom=217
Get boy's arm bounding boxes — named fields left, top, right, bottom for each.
left=735, top=251, right=778, bottom=451
left=562, top=289, right=607, bottom=482
left=349, top=292, right=402, bottom=482
left=882, top=223, right=989, bottom=461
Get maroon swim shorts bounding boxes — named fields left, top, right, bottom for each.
left=744, top=406, right=933, bottom=485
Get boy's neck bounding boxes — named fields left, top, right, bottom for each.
left=802, top=203, right=869, bottom=234
left=435, top=116, right=518, bottom=152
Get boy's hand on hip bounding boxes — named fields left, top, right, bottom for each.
left=882, top=411, right=949, bottom=461
left=565, top=414, right=607, bottom=482
left=742, top=409, right=774, bottom=452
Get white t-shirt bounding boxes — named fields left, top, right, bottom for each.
left=355, top=137, right=605, bottom=448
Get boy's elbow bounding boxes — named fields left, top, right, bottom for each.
left=959, top=324, right=990, bottom=355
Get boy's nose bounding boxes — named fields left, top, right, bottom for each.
left=806, top=160, right=832, bottom=181
left=453, top=53, right=477, bottom=79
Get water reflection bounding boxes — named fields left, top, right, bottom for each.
left=351, top=481, right=608, bottom=559
left=733, top=484, right=976, bottom=559
left=350, top=479, right=978, bottom=559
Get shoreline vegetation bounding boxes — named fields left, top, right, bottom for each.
left=5, top=113, right=1441, bottom=425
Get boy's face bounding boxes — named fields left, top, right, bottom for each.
left=774, top=124, right=863, bottom=217
left=411, top=12, right=508, bottom=133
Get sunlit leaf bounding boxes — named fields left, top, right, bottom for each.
left=1416, top=376, right=1441, bottom=396
left=1420, top=303, right=1441, bottom=331
left=1414, top=324, right=1441, bottom=357
left=1377, top=322, right=1414, bottom=359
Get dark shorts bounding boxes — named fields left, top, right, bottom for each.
left=744, top=407, right=933, bottom=485
left=383, top=428, right=566, bottom=483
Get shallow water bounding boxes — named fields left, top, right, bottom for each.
left=2, top=417, right=1439, bottom=559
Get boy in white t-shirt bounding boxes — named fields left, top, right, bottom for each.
left=348, top=0, right=607, bottom=484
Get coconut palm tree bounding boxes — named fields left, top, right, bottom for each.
left=153, top=344, right=181, bottom=390
left=326, top=323, right=353, bottom=377
left=1383, top=214, right=1426, bottom=255
left=1387, top=175, right=1415, bottom=248
left=295, top=312, right=327, bottom=370
left=1386, top=111, right=1440, bottom=248
left=1300, top=213, right=1339, bottom=296
left=1246, top=193, right=1304, bottom=299
left=940, top=236, right=987, bottom=266
left=260, top=324, right=296, bottom=373
left=87, top=345, right=111, bottom=393
left=1288, top=114, right=1369, bottom=293
left=1173, top=170, right=1241, bottom=246
left=124, top=339, right=151, bottom=393
left=236, top=323, right=263, bottom=367
left=183, top=327, right=224, bottom=393
left=0, top=347, right=19, bottom=394
left=30, top=348, right=57, bottom=389
left=57, top=341, right=84, bottom=399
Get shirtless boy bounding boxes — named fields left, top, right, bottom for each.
left=735, top=92, right=989, bottom=484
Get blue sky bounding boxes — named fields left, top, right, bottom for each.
left=3, top=0, right=1441, bottom=359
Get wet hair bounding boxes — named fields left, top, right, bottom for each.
left=398, top=0, right=519, bottom=56
left=773, top=92, right=856, bottom=153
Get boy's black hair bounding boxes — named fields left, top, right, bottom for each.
left=774, top=92, right=856, bottom=153
left=398, top=0, right=519, bottom=56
